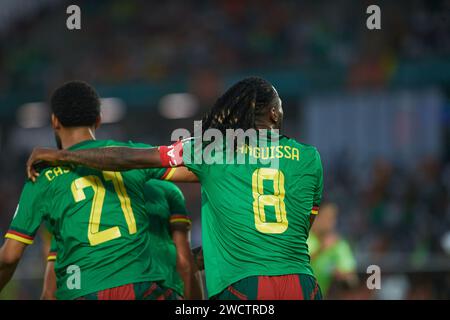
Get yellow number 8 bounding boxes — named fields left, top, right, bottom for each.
left=252, top=168, right=288, bottom=234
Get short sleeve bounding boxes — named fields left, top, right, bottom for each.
left=47, top=237, right=57, bottom=261
left=181, top=137, right=206, bottom=178
left=5, top=181, right=47, bottom=245
left=145, top=167, right=173, bottom=181
left=311, top=149, right=323, bottom=215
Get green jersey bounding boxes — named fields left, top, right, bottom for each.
left=307, top=233, right=356, bottom=295
left=5, top=140, right=168, bottom=300
left=181, top=133, right=323, bottom=297
left=47, top=180, right=190, bottom=297
left=144, top=180, right=191, bottom=296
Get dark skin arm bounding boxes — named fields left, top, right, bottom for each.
left=27, top=147, right=161, bottom=176
left=192, top=246, right=204, bottom=271
left=171, top=226, right=204, bottom=300
left=309, top=214, right=316, bottom=230
left=0, top=239, right=27, bottom=292
left=41, top=260, right=57, bottom=300
left=27, top=147, right=198, bottom=182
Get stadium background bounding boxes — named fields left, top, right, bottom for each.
left=0, top=0, right=449, bottom=299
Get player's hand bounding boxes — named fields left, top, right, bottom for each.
left=27, top=148, right=63, bottom=182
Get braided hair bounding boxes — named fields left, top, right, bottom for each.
left=202, top=77, right=279, bottom=133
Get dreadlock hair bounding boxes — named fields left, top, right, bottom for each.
left=202, top=77, right=278, bottom=133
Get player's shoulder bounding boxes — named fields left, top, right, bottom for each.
left=24, top=166, right=53, bottom=192
left=282, top=135, right=320, bottom=156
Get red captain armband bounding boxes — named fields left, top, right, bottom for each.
left=159, top=140, right=184, bottom=167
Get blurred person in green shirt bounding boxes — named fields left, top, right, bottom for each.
left=308, top=202, right=358, bottom=298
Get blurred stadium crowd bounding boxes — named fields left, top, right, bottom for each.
left=1, top=0, right=449, bottom=90
left=0, top=0, right=449, bottom=299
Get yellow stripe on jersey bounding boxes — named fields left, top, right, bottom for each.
left=170, top=218, right=192, bottom=224
left=164, top=168, right=177, bottom=181
left=5, top=233, right=34, bottom=245
left=47, top=253, right=57, bottom=261
left=170, top=214, right=192, bottom=225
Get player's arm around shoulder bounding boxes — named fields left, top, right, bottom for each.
left=26, top=141, right=200, bottom=182
left=27, top=146, right=161, bottom=180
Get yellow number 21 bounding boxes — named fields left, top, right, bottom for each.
left=71, top=171, right=136, bottom=246
left=252, top=168, right=288, bottom=234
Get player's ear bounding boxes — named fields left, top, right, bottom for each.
left=51, top=114, right=61, bottom=130
left=269, top=98, right=283, bottom=128
left=270, top=106, right=279, bottom=124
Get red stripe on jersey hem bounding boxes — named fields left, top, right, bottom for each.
left=47, top=252, right=57, bottom=260
left=312, top=206, right=319, bottom=211
left=160, top=168, right=172, bottom=180
left=227, top=286, right=248, bottom=300
left=6, top=230, right=34, bottom=240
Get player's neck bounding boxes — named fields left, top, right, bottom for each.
left=59, top=127, right=96, bottom=150
left=255, top=119, right=281, bottom=131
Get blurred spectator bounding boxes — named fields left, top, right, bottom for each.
left=308, top=202, right=358, bottom=298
